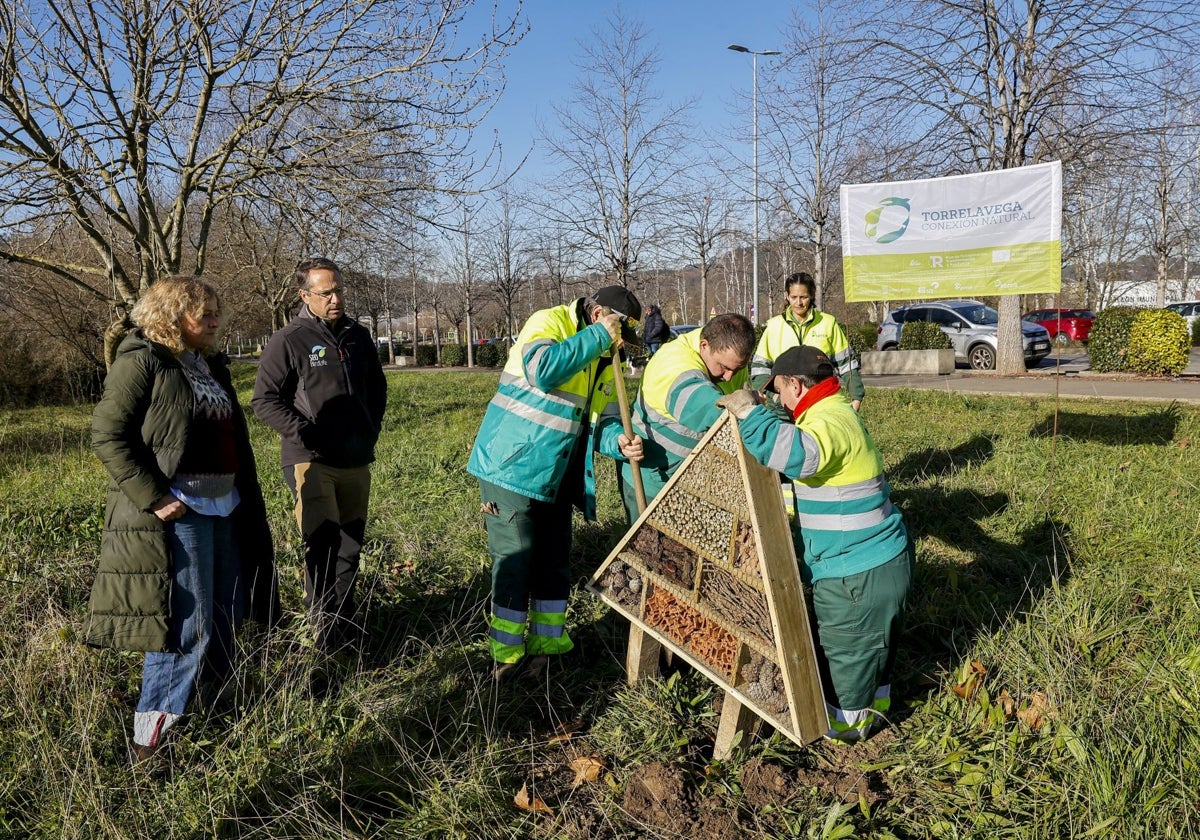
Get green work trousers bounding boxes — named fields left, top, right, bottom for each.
left=479, top=479, right=575, bottom=662
left=810, top=544, right=913, bottom=716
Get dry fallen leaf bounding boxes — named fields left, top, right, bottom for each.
left=997, top=688, right=1017, bottom=718
left=1178, top=438, right=1191, bottom=449
left=952, top=660, right=987, bottom=699
left=548, top=718, right=587, bottom=744
left=1117, top=461, right=1132, bottom=471
left=514, top=783, right=553, bottom=814
left=1017, top=691, right=1051, bottom=730
left=569, top=755, right=606, bottom=788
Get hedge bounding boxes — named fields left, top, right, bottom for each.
left=1127, top=309, right=1190, bottom=376
left=847, top=324, right=878, bottom=356
left=1087, top=306, right=1142, bottom=372
left=441, top=344, right=466, bottom=367
left=475, top=342, right=509, bottom=368
left=898, top=321, right=953, bottom=351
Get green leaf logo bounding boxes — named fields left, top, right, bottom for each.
left=864, top=197, right=911, bottom=244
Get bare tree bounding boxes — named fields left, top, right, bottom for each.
left=758, top=4, right=886, bottom=313
left=0, top=0, right=525, bottom=363
left=670, top=173, right=736, bottom=322
left=441, top=200, right=490, bottom=365
left=479, top=186, right=533, bottom=341
left=1061, top=145, right=1146, bottom=308
left=854, top=0, right=1200, bottom=372
left=536, top=10, right=693, bottom=287
left=1140, top=64, right=1200, bottom=307
left=529, top=227, right=585, bottom=308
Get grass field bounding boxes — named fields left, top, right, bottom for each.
left=1, top=365, right=1198, bottom=839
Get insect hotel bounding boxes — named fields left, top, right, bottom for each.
left=588, top=413, right=827, bottom=754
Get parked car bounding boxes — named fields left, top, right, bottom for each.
left=1022, top=308, right=1095, bottom=344
left=876, top=299, right=1052, bottom=370
left=1166, top=300, right=1200, bottom=332
left=669, top=324, right=700, bottom=339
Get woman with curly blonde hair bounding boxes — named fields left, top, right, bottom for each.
left=86, top=276, right=275, bottom=768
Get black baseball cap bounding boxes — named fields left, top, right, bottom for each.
left=766, top=345, right=835, bottom=391
left=593, top=286, right=643, bottom=346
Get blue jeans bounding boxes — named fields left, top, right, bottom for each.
left=135, top=510, right=242, bottom=743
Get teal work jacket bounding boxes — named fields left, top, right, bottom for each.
left=466, top=300, right=624, bottom=520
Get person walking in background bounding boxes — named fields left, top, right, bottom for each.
left=718, top=346, right=911, bottom=742
left=751, top=272, right=864, bottom=410
left=252, top=257, right=387, bottom=656
left=619, top=313, right=756, bottom=522
left=467, top=286, right=645, bottom=683
left=86, top=276, right=276, bottom=765
left=641, top=304, right=671, bottom=356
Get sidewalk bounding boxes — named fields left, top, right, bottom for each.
left=862, top=348, right=1200, bottom=404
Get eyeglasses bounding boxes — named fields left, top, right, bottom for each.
left=303, top=286, right=345, bottom=300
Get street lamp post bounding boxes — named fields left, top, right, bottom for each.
left=728, top=44, right=779, bottom=325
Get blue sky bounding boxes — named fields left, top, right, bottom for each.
left=476, top=0, right=795, bottom=186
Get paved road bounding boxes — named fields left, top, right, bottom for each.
left=863, top=347, right=1200, bottom=404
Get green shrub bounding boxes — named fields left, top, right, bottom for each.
left=1192, top=318, right=1200, bottom=347
left=847, top=323, right=877, bottom=355
left=1088, top=306, right=1143, bottom=372
left=417, top=344, right=437, bottom=366
left=898, top=321, right=953, bottom=350
left=441, top=343, right=466, bottom=367
left=1126, top=309, right=1190, bottom=376
left=475, top=342, right=508, bottom=368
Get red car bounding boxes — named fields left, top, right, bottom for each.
left=1022, top=308, right=1095, bottom=344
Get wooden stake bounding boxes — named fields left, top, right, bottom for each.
left=603, top=316, right=659, bottom=683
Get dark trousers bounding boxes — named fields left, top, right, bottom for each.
left=480, top=479, right=574, bottom=612
left=284, top=463, right=371, bottom=651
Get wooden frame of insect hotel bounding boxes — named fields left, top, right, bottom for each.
left=588, top=412, right=827, bottom=753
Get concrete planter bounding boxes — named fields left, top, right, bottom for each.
left=860, top=349, right=955, bottom=375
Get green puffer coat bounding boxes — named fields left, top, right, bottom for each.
left=85, top=331, right=278, bottom=652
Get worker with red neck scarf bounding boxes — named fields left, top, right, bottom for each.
left=717, top=345, right=911, bottom=742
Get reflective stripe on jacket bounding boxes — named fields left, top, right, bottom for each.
left=632, top=328, right=747, bottom=473
left=750, top=308, right=864, bottom=401
left=737, top=389, right=907, bottom=583
left=466, top=300, right=619, bottom=520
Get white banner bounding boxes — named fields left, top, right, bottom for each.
left=840, top=162, right=1062, bottom=302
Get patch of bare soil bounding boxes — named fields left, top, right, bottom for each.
left=802, top=728, right=898, bottom=805
left=617, top=761, right=739, bottom=839
left=622, top=762, right=689, bottom=832
left=531, top=731, right=898, bottom=839
left=739, top=757, right=795, bottom=809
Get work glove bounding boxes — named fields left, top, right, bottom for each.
left=716, top=388, right=760, bottom=420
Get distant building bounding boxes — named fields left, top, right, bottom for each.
left=1109, top=280, right=1190, bottom=307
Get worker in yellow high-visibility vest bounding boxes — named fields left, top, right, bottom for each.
left=719, top=346, right=911, bottom=742
left=618, top=314, right=756, bottom=521
left=467, top=286, right=645, bottom=684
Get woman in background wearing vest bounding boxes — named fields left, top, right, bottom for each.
left=86, top=277, right=275, bottom=767
left=750, top=272, right=864, bottom=411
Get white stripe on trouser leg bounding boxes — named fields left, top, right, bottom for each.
left=134, top=710, right=181, bottom=747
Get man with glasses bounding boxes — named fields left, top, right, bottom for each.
left=253, top=257, right=387, bottom=658
left=467, top=286, right=644, bottom=684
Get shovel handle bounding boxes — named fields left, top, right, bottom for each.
left=602, top=307, right=647, bottom=513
